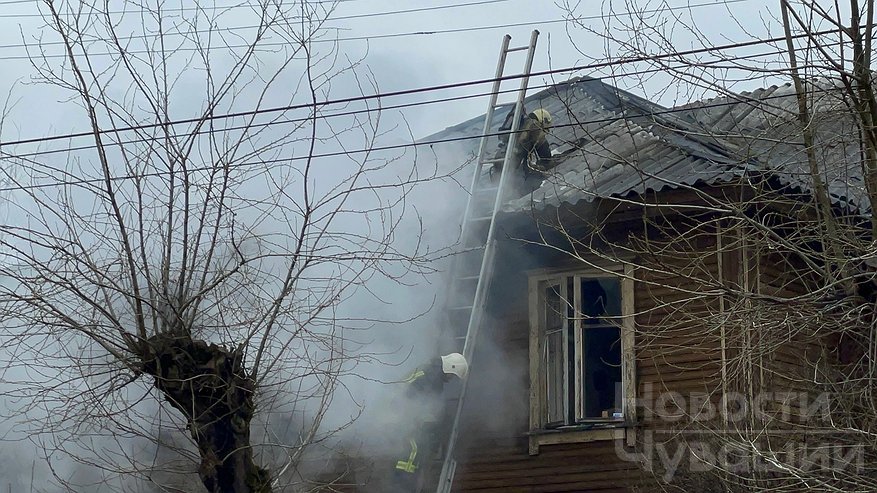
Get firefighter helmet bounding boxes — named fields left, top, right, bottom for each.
left=530, top=108, right=552, bottom=127
left=441, top=352, right=469, bottom=379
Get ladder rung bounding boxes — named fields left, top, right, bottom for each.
left=475, top=186, right=499, bottom=194
left=480, top=157, right=505, bottom=165
left=448, top=305, right=473, bottom=311
left=506, top=45, right=530, bottom=52
left=455, top=275, right=480, bottom=282
left=464, top=231, right=488, bottom=241
left=469, top=215, right=492, bottom=222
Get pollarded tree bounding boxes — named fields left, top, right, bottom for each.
left=0, top=1, right=445, bottom=491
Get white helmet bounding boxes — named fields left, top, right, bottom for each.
left=441, top=352, right=469, bottom=379
left=530, top=108, right=552, bottom=127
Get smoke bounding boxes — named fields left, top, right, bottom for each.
left=317, top=139, right=475, bottom=417
left=0, top=3, right=496, bottom=490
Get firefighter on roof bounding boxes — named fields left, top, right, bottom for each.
left=492, top=106, right=554, bottom=193
left=391, top=352, right=468, bottom=492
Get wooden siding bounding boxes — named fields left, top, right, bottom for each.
left=449, top=208, right=835, bottom=492
left=450, top=218, right=728, bottom=491
left=313, top=219, right=838, bottom=492
left=455, top=440, right=639, bottom=492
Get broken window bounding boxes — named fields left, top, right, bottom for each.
left=534, top=271, right=632, bottom=429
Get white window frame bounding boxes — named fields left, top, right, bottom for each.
left=541, top=278, right=568, bottom=427
left=528, top=263, right=636, bottom=454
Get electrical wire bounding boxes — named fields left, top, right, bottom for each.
left=0, top=0, right=373, bottom=17
left=3, top=44, right=796, bottom=160
left=0, top=84, right=818, bottom=194
left=0, top=0, right=357, bottom=3
left=0, top=24, right=831, bottom=149
left=0, top=0, right=750, bottom=52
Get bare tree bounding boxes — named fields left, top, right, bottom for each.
left=529, top=0, right=877, bottom=490
left=0, top=1, right=444, bottom=491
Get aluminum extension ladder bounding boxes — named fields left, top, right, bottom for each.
left=434, top=30, right=540, bottom=493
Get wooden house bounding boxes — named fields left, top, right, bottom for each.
left=415, top=76, right=867, bottom=492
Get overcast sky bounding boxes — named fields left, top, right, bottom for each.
left=0, top=0, right=782, bottom=144
left=0, top=0, right=808, bottom=489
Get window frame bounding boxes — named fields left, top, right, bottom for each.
left=541, top=278, right=568, bottom=428
left=528, top=263, right=636, bottom=454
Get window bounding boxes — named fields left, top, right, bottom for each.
left=528, top=265, right=635, bottom=451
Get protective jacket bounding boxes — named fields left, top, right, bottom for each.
left=403, top=357, right=444, bottom=398
left=494, top=107, right=553, bottom=178
left=392, top=358, right=445, bottom=490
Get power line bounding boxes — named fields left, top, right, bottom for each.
left=0, top=0, right=356, bottom=3
left=3, top=44, right=794, bottom=160
left=0, top=0, right=749, bottom=52
left=9, top=83, right=544, bottom=159
left=0, top=24, right=842, bottom=148
left=0, top=86, right=817, bottom=194
left=0, top=0, right=519, bottom=61
left=0, top=0, right=368, bottom=18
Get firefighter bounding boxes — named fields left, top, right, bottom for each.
left=492, top=106, right=554, bottom=193
left=391, top=352, right=468, bottom=492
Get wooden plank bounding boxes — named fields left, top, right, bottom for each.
left=457, top=466, right=636, bottom=491
left=528, top=275, right=541, bottom=455
left=574, top=275, right=584, bottom=421
left=533, top=427, right=624, bottom=447
left=622, top=263, right=636, bottom=446
left=459, top=439, right=626, bottom=466
left=458, top=449, right=633, bottom=475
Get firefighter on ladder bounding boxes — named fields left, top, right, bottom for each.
left=491, top=106, right=554, bottom=195
left=391, top=352, right=469, bottom=492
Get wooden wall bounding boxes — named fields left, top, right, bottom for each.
left=449, top=215, right=728, bottom=492
left=447, top=205, right=832, bottom=492
left=316, top=192, right=837, bottom=492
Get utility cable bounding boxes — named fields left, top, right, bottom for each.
left=0, top=0, right=359, bottom=3
left=0, top=24, right=836, bottom=149
left=0, top=87, right=817, bottom=194
left=0, top=0, right=749, bottom=51
left=0, top=0, right=378, bottom=17
left=3, top=44, right=797, bottom=160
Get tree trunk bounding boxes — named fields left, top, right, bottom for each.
left=142, top=335, right=272, bottom=493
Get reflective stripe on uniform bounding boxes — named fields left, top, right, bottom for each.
left=402, top=369, right=425, bottom=384
left=395, top=439, right=418, bottom=473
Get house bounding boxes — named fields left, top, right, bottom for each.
left=417, top=75, right=868, bottom=492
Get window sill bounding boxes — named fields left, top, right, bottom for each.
left=527, top=423, right=628, bottom=455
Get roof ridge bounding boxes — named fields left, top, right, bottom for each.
left=672, top=83, right=791, bottom=110
left=673, top=76, right=851, bottom=110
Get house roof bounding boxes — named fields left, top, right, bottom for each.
left=425, top=76, right=866, bottom=213
left=676, top=80, right=866, bottom=210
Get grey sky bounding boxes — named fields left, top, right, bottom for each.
left=0, top=0, right=779, bottom=143
left=0, top=0, right=802, bottom=489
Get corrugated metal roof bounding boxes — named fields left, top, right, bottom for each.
left=424, top=76, right=866, bottom=213
left=676, top=80, right=867, bottom=210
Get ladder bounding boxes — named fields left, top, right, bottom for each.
left=434, top=30, right=540, bottom=493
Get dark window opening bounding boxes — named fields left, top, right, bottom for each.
left=541, top=276, right=624, bottom=427
left=582, top=326, right=622, bottom=419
